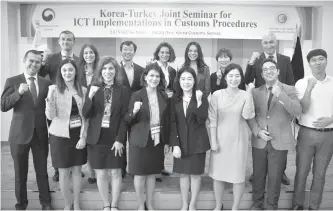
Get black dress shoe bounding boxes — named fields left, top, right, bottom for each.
left=88, top=177, right=97, bottom=184
left=250, top=204, right=264, bottom=210
left=15, top=205, right=27, bottom=210
left=155, top=178, right=162, bottom=182
left=249, top=174, right=253, bottom=183
left=290, top=205, right=303, bottom=210
left=42, top=204, right=54, bottom=210
left=161, top=169, right=170, bottom=176
left=282, top=172, right=290, bottom=185
left=52, top=171, right=59, bottom=182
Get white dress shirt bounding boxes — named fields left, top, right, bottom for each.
left=121, top=61, right=134, bottom=87
left=157, top=61, right=170, bottom=87
left=264, top=52, right=277, bottom=62
left=24, top=73, right=39, bottom=96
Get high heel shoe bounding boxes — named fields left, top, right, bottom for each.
left=102, top=204, right=111, bottom=210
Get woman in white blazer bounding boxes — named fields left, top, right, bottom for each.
left=45, top=59, right=88, bottom=210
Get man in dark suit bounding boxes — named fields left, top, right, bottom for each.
left=245, top=32, right=295, bottom=185
left=248, top=58, right=302, bottom=210
left=1, top=50, right=53, bottom=210
left=39, top=30, right=79, bottom=84
left=119, top=41, right=144, bottom=178
left=38, top=30, right=83, bottom=182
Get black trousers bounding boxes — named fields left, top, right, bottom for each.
left=10, top=130, right=51, bottom=210
left=252, top=142, right=288, bottom=210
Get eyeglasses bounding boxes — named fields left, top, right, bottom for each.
left=262, top=66, right=277, bottom=72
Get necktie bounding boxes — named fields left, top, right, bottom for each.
left=268, top=55, right=274, bottom=60
left=267, top=86, right=273, bottom=109
left=29, top=77, right=37, bottom=104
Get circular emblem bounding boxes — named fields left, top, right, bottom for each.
left=276, top=12, right=288, bottom=24
left=42, top=8, right=55, bottom=22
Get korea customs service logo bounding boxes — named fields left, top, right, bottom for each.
left=42, top=8, right=55, bottom=22
left=276, top=12, right=288, bottom=24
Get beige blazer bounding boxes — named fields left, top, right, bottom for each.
left=248, top=82, right=302, bottom=150
left=45, top=85, right=88, bottom=139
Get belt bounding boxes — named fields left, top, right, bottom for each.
left=299, top=124, right=333, bottom=132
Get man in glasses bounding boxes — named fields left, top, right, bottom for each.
left=248, top=58, right=301, bottom=210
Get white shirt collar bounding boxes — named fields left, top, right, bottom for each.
left=24, top=73, right=38, bottom=82
left=61, top=51, right=74, bottom=59
left=265, top=80, right=279, bottom=90
left=264, top=52, right=277, bottom=60
left=157, top=60, right=169, bottom=72
left=121, top=60, right=134, bottom=67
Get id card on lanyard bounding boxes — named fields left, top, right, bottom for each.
left=69, top=115, right=82, bottom=128
left=102, top=102, right=111, bottom=128
left=150, top=124, right=161, bottom=135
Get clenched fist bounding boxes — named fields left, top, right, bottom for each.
left=133, top=101, right=142, bottom=114
left=89, top=86, right=100, bottom=99
left=18, top=83, right=29, bottom=95
left=249, top=52, right=260, bottom=64
left=307, top=77, right=317, bottom=91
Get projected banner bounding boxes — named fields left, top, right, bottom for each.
left=21, top=4, right=300, bottom=40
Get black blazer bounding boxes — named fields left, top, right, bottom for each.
left=124, top=88, right=169, bottom=148
left=210, top=72, right=246, bottom=94
left=82, top=84, right=130, bottom=145
left=169, top=96, right=210, bottom=157
left=119, top=62, right=144, bottom=93
left=244, top=53, right=295, bottom=87
left=1, top=74, right=51, bottom=145
left=39, top=52, right=82, bottom=84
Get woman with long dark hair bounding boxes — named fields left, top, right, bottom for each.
left=45, top=59, right=88, bottom=210
left=78, top=43, right=100, bottom=184
left=182, top=42, right=211, bottom=98
left=152, top=42, right=177, bottom=98
left=78, top=44, right=100, bottom=87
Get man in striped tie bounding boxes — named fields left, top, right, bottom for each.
left=1, top=50, right=53, bottom=210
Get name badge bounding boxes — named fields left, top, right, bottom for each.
left=69, top=115, right=82, bottom=129
left=150, top=125, right=160, bottom=135
left=102, top=115, right=110, bottom=128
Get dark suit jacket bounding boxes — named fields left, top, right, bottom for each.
left=124, top=88, right=169, bottom=148
left=39, top=52, right=81, bottom=84
left=1, top=74, right=51, bottom=145
left=169, top=96, right=210, bottom=157
left=83, top=84, right=130, bottom=145
left=244, top=53, right=295, bottom=87
left=119, top=62, right=144, bottom=93
left=210, top=72, right=245, bottom=94
left=248, top=82, right=302, bottom=150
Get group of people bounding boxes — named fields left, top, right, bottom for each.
left=1, top=30, right=332, bottom=211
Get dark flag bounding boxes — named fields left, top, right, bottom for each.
left=291, top=33, right=304, bottom=83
